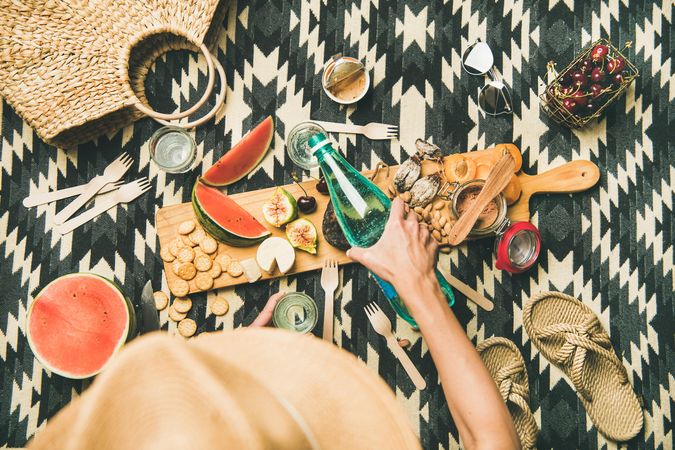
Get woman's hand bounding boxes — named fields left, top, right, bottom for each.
left=347, top=197, right=441, bottom=308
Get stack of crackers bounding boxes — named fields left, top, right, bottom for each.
left=160, top=220, right=244, bottom=297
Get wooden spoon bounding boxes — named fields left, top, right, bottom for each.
left=446, top=153, right=515, bottom=245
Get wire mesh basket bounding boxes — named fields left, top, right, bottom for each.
left=540, top=38, right=639, bottom=128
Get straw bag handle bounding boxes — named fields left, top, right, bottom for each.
left=131, top=42, right=216, bottom=121
left=154, top=52, right=226, bottom=129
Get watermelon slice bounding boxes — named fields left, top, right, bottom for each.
left=192, top=180, right=271, bottom=246
left=202, top=116, right=274, bottom=186
left=26, top=274, right=133, bottom=379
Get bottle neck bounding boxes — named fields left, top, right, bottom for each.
left=309, top=132, right=337, bottom=164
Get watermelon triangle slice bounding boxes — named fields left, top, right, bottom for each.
left=192, top=180, right=271, bottom=246
left=202, top=116, right=274, bottom=186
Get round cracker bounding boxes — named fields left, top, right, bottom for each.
left=209, top=261, right=222, bottom=279
left=178, top=318, right=197, bottom=337
left=176, top=262, right=197, bottom=281
left=200, top=236, right=218, bottom=254
left=189, top=228, right=206, bottom=246
left=178, top=220, right=196, bottom=235
left=210, top=297, right=229, bottom=316
left=216, top=254, right=232, bottom=270
left=180, top=234, right=194, bottom=247
left=160, top=246, right=175, bottom=262
left=153, top=291, right=169, bottom=311
left=227, top=260, right=243, bottom=277
left=173, top=297, right=192, bottom=313
left=195, top=272, right=214, bottom=290
left=194, top=254, right=212, bottom=272
left=168, top=305, right=187, bottom=322
left=176, top=247, right=195, bottom=263
left=172, top=260, right=183, bottom=276
left=169, top=279, right=189, bottom=297
left=169, top=237, right=187, bottom=257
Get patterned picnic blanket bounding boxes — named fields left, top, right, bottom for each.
left=0, top=1, right=672, bottom=449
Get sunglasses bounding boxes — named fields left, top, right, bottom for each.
left=461, top=41, right=513, bottom=116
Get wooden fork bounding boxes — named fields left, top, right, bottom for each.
left=320, top=258, right=339, bottom=342
left=365, top=302, right=426, bottom=389
left=310, top=120, right=398, bottom=140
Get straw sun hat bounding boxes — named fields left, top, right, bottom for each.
left=28, top=328, right=421, bottom=450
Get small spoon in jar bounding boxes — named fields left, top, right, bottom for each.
left=446, top=152, right=515, bottom=245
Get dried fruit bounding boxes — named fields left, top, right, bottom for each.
left=414, top=139, right=443, bottom=160
left=409, top=172, right=442, bottom=208
left=444, top=154, right=476, bottom=183
left=393, top=154, right=421, bottom=192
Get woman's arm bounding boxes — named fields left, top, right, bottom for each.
left=348, top=198, right=520, bottom=450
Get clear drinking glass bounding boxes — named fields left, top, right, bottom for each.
left=286, top=121, right=327, bottom=170
left=148, top=126, right=197, bottom=173
left=272, top=292, right=318, bottom=334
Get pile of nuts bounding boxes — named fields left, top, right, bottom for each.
left=387, top=185, right=455, bottom=253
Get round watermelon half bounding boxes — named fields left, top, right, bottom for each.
left=26, top=273, right=133, bottom=379
left=201, top=116, right=274, bottom=186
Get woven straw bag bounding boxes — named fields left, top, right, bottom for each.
left=0, top=0, right=228, bottom=148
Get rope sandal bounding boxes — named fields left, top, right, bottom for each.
left=523, top=291, right=643, bottom=441
left=477, top=337, right=539, bottom=449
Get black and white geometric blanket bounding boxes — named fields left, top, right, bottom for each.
left=0, top=1, right=672, bottom=449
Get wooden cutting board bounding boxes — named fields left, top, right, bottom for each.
left=156, top=144, right=599, bottom=294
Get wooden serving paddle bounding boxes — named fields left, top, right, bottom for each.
left=446, top=153, right=515, bottom=245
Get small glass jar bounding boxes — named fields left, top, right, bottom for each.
left=493, top=221, right=541, bottom=273
left=272, top=292, right=318, bottom=334
left=449, top=179, right=541, bottom=273
left=148, top=126, right=197, bottom=173
left=450, top=179, right=508, bottom=239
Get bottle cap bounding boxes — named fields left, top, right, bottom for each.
left=307, top=132, right=328, bottom=150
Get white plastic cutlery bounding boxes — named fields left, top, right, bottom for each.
left=53, top=153, right=133, bottom=225
left=56, top=178, right=151, bottom=235
left=320, top=258, right=339, bottom=342
left=310, top=120, right=398, bottom=140
left=365, top=302, right=426, bottom=389
left=23, top=181, right=124, bottom=208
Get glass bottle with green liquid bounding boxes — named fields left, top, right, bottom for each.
left=286, top=122, right=454, bottom=327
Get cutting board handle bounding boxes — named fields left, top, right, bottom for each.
left=524, top=160, right=600, bottom=195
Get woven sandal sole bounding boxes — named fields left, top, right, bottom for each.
left=523, top=291, right=643, bottom=441
left=477, top=337, right=539, bottom=449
